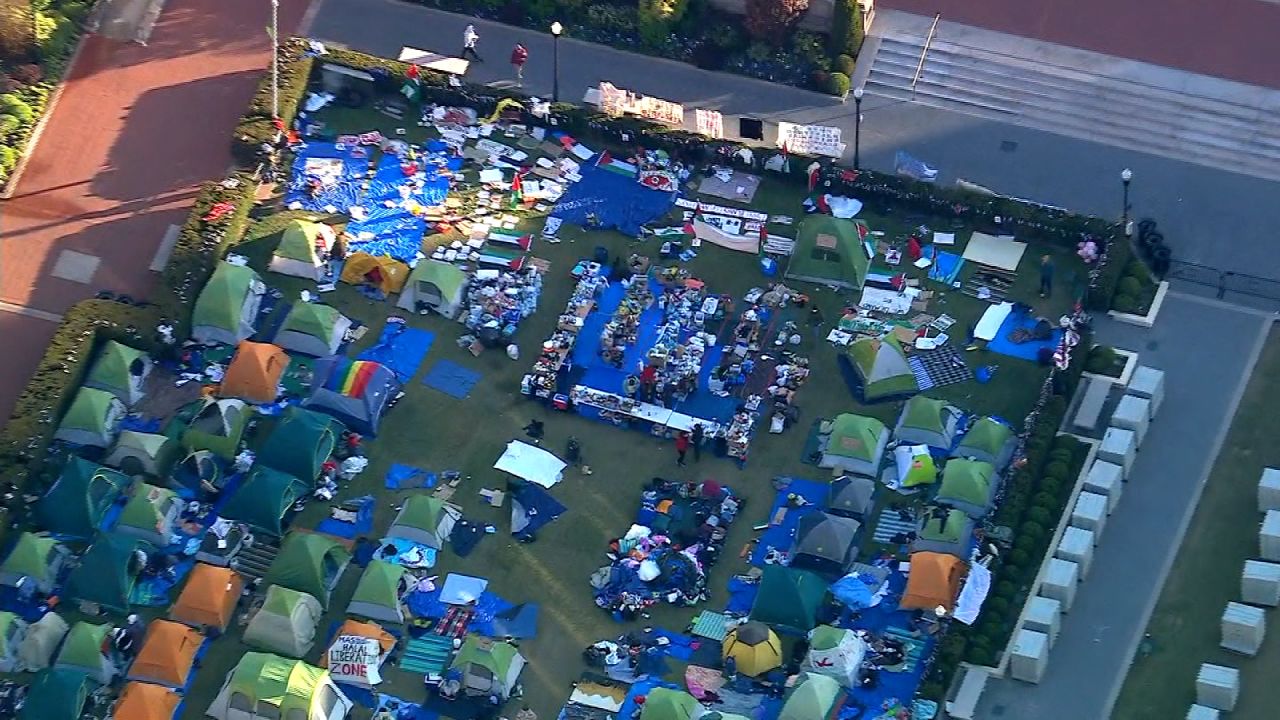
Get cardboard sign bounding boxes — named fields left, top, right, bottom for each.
left=328, top=636, right=383, bottom=686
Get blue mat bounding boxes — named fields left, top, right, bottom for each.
left=358, top=322, right=435, bottom=382
left=405, top=587, right=512, bottom=626
left=375, top=694, right=440, bottom=720
left=653, top=628, right=698, bottom=661
left=552, top=155, right=676, bottom=237
left=750, top=478, right=831, bottom=566
left=616, top=678, right=679, bottom=720
left=927, top=248, right=965, bottom=285
left=315, top=495, right=375, bottom=539
left=385, top=463, right=436, bottom=490
left=479, top=602, right=539, bottom=639
left=375, top=537, right=438, bottom=569
left=421, top=360, right=482, bottom=399
left=510, top=482, right=566, bottom=536
left=726, top=576, right=760, bottom=615
left=987, top=312, right=1063, bottom=362
left=832, top=569, right=936, bottom=713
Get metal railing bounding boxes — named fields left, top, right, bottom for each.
left=911, top=13, right=943, bottom=99
left=1167, top=260, right=1280, bottom=302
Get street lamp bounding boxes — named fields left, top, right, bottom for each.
left=1121, top=168, right=1133, bottom=230
left=852, top=86, right=864, bottom=170
left=550, top=21, right=563, bottom=103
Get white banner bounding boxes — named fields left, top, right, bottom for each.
left=695, top=109, right=724, bottom=139
left=328, top=636, right=383, bottom=686
left=777, top=122, right=845, bottom=158
left=597, top=82, right=684, bottom=125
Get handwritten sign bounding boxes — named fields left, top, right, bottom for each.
left=695, top=109, right=724, bottom=139
left=328, top=636, right=382, bottom=686
left=598, top=82, right=684, bottom=126
left=777, top=122, right=845, bottom=158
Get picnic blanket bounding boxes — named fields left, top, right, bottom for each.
left=907, top=346, right=973, bottom=390
left=422, top=360, right=482, bottom=399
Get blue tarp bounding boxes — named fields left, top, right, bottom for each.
left=284, top=141, right=369, bottom=211
left=422, top=360, right=482, bottom=399
left=726, top=576, right=760, bottom=615
left=510, top=482, right=566, bottom=536
left=831, top=572, right=878, bottom=609
left=315, top=495, right=375, bottom=539
left=750, top=478, right=831, bottom=566
left=385, top=464, right=436, bottom=490
left=987, top=311, right=1064, bottom=362
left=552, top=156, right=676, bottom=236
left=480, top=602, right=539, bottom=639
left=833, top=569, right=937, bottom=714
left=358, top=322, right=434, bottom=382
left=405, top=586, right=511, bottom=629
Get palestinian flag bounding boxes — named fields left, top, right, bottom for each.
left=855, top=220, right=870, bottom=240
left=510, top=171, right=524, bottom=208
left=488, top=230, right=533, bottom=251
left=477, top=245, right=527, bottom=271
left=595, top=150, right=637, bottom=177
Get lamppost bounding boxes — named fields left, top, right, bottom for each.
left=270, top=0, right=279, bottom=121
left=1121, top=168, right=1133, bottom=231
left=852, top=86, right=864, bottom=170
left=550, top=21, right=563, bottom=103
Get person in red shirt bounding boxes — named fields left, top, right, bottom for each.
left=510, top=43, right=529, bottom=86
left=675, top=432, right=690, bottom=466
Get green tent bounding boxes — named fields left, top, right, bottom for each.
left=818, top=413, right=888, bottom=477
left=84, top=340, right=150, bottom=406
left=397, top=259, right=469, bottom=319
left=274, top=303, right=351, bottom=357
left=269, top=219, right=329, bottom=279
left=701, top=713, right=751, bottom=720
left=104, top=430, right=181, bottom=477
left=54, top=387, right=125, bottom=448
left=219, top=466, right=308, bottom=536
left=180, top=398, right=251, bottom=460
left=937, top=459, right=997, bottom=518
left=35, top=457, right=131, bottom=539
left=0, top=611, right=24, bottom=671
left=912, top=507, right=974, bottom=557
left=115, top=483, right=181, bottom=546
left=192, top=261, right=264, bottom=346
left=0, top=532, right=66, bottom=592
left=346, top=560, right=407, bottom=624
left=779, top=672, right=844, bottom=720
left=264, top=532, right=351, bottom=608
left=750, top=565, right=828, bottom=634
left=450, top=635, right=526, bottom=700
left=54, top=621, right=117, bottom=683
left=387, top=495, right=460, bottom=549
left=639, top=688, right=701, bottom=720
left=207, top=652, right=352, bottom=720
left=953, top=416, right=1016, bottom=469
left=64, top=534, right=150, bottom=613
left=894, top=395, right=962, bottom=448
left=785, top=215, right=871, bottom=290
left=243, top=585, right=323, bottom=657
left=845, top=336, right=918, bottom=402
left=258, top=407, right=342, bottom=482
left=19, top=668, right=92, bottom=720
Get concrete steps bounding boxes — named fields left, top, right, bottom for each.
left=865, top=33, right=1280, bottom=181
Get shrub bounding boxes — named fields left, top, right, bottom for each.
left=9, top=64, right=43, bottom=86
left=1020, top=521, right=1046, bottom=542
left=1038, top=477, right=1063, bottom=498
left=1086, top=345, right=1119, bottom=375
left=0, top=145, right=17, bottom=173
left=966, top=645, right=995, bottom=666
left=743, top=0, right=810, bottom=44
left=1043, top=461, right=1069, bottom=481
left=829, top=0, right=863, bottom=57
left=586, top=5, right=639, bottom=33
left=0, top=95, right=34, bottom=124
left=705, top=23, right=741, bottom=50
left=1006, top=549, right=1031, bottom=570
left=1026, top=505, right=1053, bottom=525
left=1126, top=259, right=1154, bottom=283
left=1117, top=275, right=1141, bottom=298
left=58, top=1, right=92, bottom=24
left=1112, top=293, right=1136, bottom=313
left=638, top=0, right=687, bottom=46
left=0, top=114, right=19, bottom=134
left=826, top=71, right=850, bottom=97
left=1047, top=447, right=1073, bottom=464
left=791, top=30, right=828, bottom=69
left=1053, top=434, right=1081, bottom=453
left=994, top=581, right=1017, bottom=600
left=833, top=53, right=855, bottom=76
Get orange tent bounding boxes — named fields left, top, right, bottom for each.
left=220, top=341, right=289, bottom=404
left=170, top=563, right=243, bottom=630
left=114, top=681, right=181, bottom=720
left=900, top=551, right=969, bottom=613
left=319, top=618, right=396, bottom=669
left=126, top=619, right=205, bottom=687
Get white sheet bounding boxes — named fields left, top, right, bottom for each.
left=974, top=302, right=1013, bottom=341
left=494, top=440, right=566, bottom=488
left=824, top=195, right=863, bottom=219
left=954, top=562, right=991, bottom=625
left=440, top=573, right=489, bottom=605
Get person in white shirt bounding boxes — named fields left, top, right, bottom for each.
left=461, top=24, right=482, bottom=62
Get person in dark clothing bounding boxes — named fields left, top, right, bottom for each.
left=690, top=424, right=705, bottom=462
left=524, top=419, right=545, bottom=440
left=1039, top=254, right=1054, bottom=298
left=675, top=432, right=690, bottom=466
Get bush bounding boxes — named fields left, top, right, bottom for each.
left=1007, top=548, right=1031, bottom=569
left=1038, top=476, right=1063, bottom=497
left=0, top=114, right=19, bottom=134
left=705, top=22, right=741, bottom=50
left=1043, top=461, right=1069, bottom=481
left=825, top=71, right=850, bottom=97
left=743, top=0, right=810, bottom=44
left=1112, top=293, right=1137, bottom=313
left=1086, top=345, right=1120, bottom=375
left=1117, top=275, right=1141, bottom=298
left=994, top=581, right=1017, bottom=600
left=1026, top=505, right=1053, bottom=525
left=0, top=145, right=17, bottom=173
left=585, top=4, right=639, bottom=33
left=638, top=0, right=687, bottom=46
left=1031, top=492, right=1058, bottom=510
left=791, top=31, right=828, bottom=69
left=829, top=0, right=863, bottom=57
left=1020, top=521, right=1046, bottom=542
left=58, top=1, right=92, bottom=24
left=833, top=53, right=855, bottom=76
left=0, top=95, right=34, bottom=124
left=9, top=64, right=43, bottom=86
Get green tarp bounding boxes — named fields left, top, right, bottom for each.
left=750, top=565, right=828, bottom=634
left=258, top=407, right=342, bottom=482
left=85, top=340, right=147, bottom=404
left=64, top=535, right=149, bottom=612
left=19, top=668, right=91, bottom=720
left=0, top=533, right=59, bottom=584
left=264, top=532, right=350, bottom=608
left=786, top=215, right=871, bottom=290
left=219, top=466, right=308, bottom=536
left=846, top=336, right=918, bottom=401
left=35, top=458, right=130, bottom=539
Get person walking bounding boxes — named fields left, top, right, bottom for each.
left=691, top=424, right=705, bottom=462
left=510, top=43, right=528, bottom=86
left=675, top=432, right=690, bottom=466
left=461, top=24, right=483, bottom=62
left=1038, top=254, right=1054, bottom=298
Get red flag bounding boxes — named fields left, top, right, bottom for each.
left=856, top=222, right=869, bottom=240
left=596, top=150, right=612, bottom=167
left=808, top=166, right=820, bottom=192
left=406, top=63, right=420, bottom=80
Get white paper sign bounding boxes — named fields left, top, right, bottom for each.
left=777, top=122, right=846, bottom=158
left=695, top=109, right=724, bottom=139
left=328, top=636, right=383, bottom=686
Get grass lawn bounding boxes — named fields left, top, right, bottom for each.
left=173, top=106, right=1085, bottom=718
left=1112, top=324, right=1280, bottom=720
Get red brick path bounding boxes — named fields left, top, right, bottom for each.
left=0, top=0, right=310, bottom=418
left=880, top=0, right=1280, bottom=90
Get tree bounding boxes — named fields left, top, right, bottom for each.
left=638, top=0, right=688, bottom=46
left=743, top=0, right=809, bottom=45
left=0, top=0, right=37, bottom=63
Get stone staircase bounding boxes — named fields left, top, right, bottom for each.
left=232, top=535, right=281, bottom=583
left=865, top=32, right=1280, bottom=181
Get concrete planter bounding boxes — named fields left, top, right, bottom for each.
left=1108, top=281, right=1170, bottom=328
left=1082, top=346, right=1139, bottom=387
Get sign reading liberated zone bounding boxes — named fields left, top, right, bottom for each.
left=328, top=636, right=383, bottom=686
left=598, top=83, right=685, bottom=126
left=776, top=122, right=846, bottom=158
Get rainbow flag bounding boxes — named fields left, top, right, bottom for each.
left=325, top=358, right=380, bottom=397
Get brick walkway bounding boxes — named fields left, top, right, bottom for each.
left=880, top=0, right=1280, bottom=90
left=0, top=0, right=310, bottom=418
